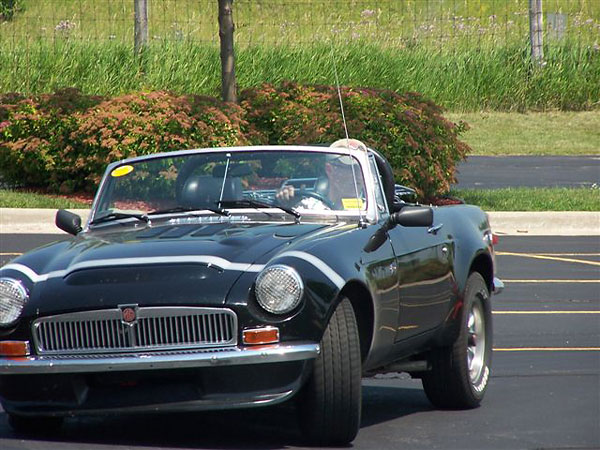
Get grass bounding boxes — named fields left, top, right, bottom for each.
left=451, top=187, right=600, bottom=211
left=446, top=111, right=600, bottom=155
left=1, top=40, right=598, bottom=112
left=1, top=0, right=599, bottom=111
left=2, top=187, right=598, bottom=211
left=0, top=189, right=91, bottom=209
left=3, top=0, right=599, bottom=46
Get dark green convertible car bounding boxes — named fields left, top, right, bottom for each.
left=0, top=139, right=503, bottom=445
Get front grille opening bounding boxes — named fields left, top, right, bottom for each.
left=33, top=307, right=237, bottom=355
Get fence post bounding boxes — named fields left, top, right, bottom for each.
left=134, top=0, right=148, bottom=55
left=218, top=0, right=237, bottom=103
left=529, top=0, right=544, bottom=65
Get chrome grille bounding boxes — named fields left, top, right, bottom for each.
left=33, top=307, right=237, bottom=355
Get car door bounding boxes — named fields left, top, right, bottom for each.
left=387, top=217, right=455, bottom=342
left=360, top=154, right=401, bottom=365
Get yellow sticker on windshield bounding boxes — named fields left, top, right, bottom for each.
left=111, top=165, right=134, bottom=178
left=341, top=198, right=364, bottom=210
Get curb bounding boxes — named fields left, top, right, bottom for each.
left=487, top=211, right=599, bottom=236
left=0, top=208, right=598, bottom=236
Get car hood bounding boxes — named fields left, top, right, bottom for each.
left=8, top=221, right=329, bottom=316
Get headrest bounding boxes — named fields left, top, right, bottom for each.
left=179, top=175, right=242, bottom=208
left=212, top=164, right=252, bottom=177
left=314, top=176, right=329, bottom=196
left=330, top=138, right=368, bottom=152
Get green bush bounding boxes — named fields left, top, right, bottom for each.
left=241, top=82, right=470, bottom=198
left=0, top=84, right=470, bottom=198
left=0, top=0, right=23, bottom=21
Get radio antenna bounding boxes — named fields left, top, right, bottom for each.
left=329, top=46, right=366, bottom=228
left=330, top=46, right=350, bottom=142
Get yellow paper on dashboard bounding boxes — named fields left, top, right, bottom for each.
left=341, top=198, right=365, bottom=210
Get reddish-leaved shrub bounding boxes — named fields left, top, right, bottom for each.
left=1, top=83, right=470, bottom=198
left=240, top=82, right=470, bottom=198
left=0, top=90, right=254, bottom=192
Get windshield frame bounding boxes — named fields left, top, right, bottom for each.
left=86, top=145, right=380, bottom=231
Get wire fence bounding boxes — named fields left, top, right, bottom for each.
left=1, top=0, right=598, bottom=50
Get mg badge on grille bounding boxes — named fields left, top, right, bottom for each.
left=120, top=305, right=138, bottom=325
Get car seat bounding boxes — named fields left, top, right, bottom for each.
left=179, top=175, right=242, bottom=209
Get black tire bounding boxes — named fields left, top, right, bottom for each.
left=422, top=272, right=492, bottom=409
left=8, top=414, right=64, bottom=435
left=297, top=297, right=362, bottom=445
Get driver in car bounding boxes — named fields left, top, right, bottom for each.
left=276, top=153, right=365, bottom=210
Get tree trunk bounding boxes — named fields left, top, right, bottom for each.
left=134, top=0, right=148, bottom=56
left=218, top=0, right=237, bottom=103
left=528, top=0, right=544, bottom=65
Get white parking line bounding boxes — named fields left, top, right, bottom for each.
left=496, top=251, right=600, bottom=267
left=503, top=279, right=599, bottom=283
left=493, top=310, right=599, bottom=314
left=494, top=347, right=600, bottom=352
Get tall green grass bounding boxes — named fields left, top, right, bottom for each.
left=1, top=0, right=598, bottom=111
left=3, top=0, right=599, bottom=47
left=1, top=40, right=598, bottom=111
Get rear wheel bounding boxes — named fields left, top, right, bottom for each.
left=8, top=414, right=64, bottom=435
left=297, top=297, right=362, bottom=445
left=422, top=272, right=492, bottom=409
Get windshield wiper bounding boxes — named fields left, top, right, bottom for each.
left=90, top=212, right=150, bottom=225
left=149, top=206, right=229, bottom=217
left=219, top=199, right=301, bottom=220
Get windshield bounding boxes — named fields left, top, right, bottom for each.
left=92, top=150, right=367, bottom=221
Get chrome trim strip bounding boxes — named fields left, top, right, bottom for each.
left=493, top=277, right=505, bottom=295
left=61, top=256, right=265, bottom=276
left=0, top=342, right=320, bottom=374
left=0, top=256, right=266, bottom=284
left=0, top=264, right=47, bottom=283
left=273, top=251, right=345, bottom=289
left=104, top=145, right=369, bottom=174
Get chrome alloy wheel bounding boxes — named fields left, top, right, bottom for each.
left=467, top=302, right=486, bottom=384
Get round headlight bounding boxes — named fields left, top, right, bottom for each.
left=0, top=278, right=28, bottom=326
left=255, top=265, right=303, bottom=314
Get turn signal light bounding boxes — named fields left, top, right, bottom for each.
left=0, top=340, right=30, bottom=357
left=484, top=231, right=499, bottom=248
left=243, top=327, right=279, bottom=345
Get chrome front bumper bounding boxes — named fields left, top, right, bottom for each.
left=0, top=342, right=320, bottom=375
left=493, top=277, right=505, bottom=295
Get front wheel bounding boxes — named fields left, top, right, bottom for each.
left=422, top=272, right=492, bottom=409
left=297, top=297, right=362, bottom=445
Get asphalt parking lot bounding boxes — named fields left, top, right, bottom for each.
left=454, top=155, right=600, bottom=189
left=0, top=234, right=598, bottom=450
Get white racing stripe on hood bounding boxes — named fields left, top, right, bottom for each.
left=0, top=263, right=50, bottom=283
left=0, top=256, right=266, bottom=283
left=273, top=251, right=345, bottom=289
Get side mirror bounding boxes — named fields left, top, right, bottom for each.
left=363, top=227, right=388, bottom=253
left=56, top=209, right=82, bottom=235
left=390, top=206, right=433, bottom=228
left=394, top=184, right=417, bottom=202
left=363, top=206, right=434, bottom=253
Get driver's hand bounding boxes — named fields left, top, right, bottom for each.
left=276, top=185, right=295, bottom=202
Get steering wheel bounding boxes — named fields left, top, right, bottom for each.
left=295, top=189, right=335, bottom=210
